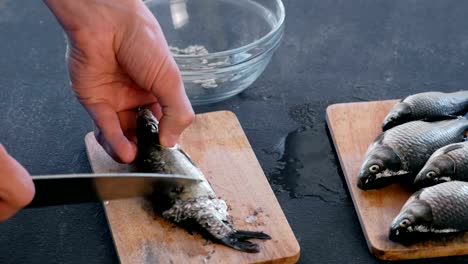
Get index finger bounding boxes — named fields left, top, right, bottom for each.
left=150, top=60, right=194, bottom=147
left=116, top=4, right=195, bottom=147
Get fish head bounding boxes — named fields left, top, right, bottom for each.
left=389, top=195, right=433, bottom=242
left=382, top=102, right=412, bottom=131
left=414, top=155, right=455, bottom=188
left=136, top=109, right=160, bottom=145
left=357, top=145, right=408, bottom=190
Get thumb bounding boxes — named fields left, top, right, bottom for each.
left=115, top=3, right=195, bottom=147
left=153, top=67, right=194, bottom=147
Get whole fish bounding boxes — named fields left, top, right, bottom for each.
left=135, top=109, right=271, bottom=253
left=389, top=181, right=468, bottom=243
left=382, top=91, right=468, bottom=131
left=357, top=118, right=468, bottom=190
left=414, top=141, right=468, bottom=188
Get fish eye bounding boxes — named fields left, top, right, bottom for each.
left=426, top=171, right=436, bottom=178
left=399, top=219, right=411, bottom=228
left=388, top=116, right=395, bottom=122
left=369, top=165, right=380, bottom=173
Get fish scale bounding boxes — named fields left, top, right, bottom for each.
left=382, top=119, right=468, bottom=172
left=358, top=118, right=468, bottom=190
left=405, top=91, right=468, bottom=119
left=414, top=141, right=468, bottom=187
left=420, top=181, right=468, bottom=230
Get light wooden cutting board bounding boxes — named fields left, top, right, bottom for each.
left=84, top=111, right=300, bottom=264
left=326, top=100, right=468, bottom=260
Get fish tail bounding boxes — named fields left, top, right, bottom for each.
left=233, top=230, right=272, bottom=240
left=219, top=230, right=271, bottom=253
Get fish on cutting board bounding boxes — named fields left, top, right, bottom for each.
left=414, top=142, right=468, bottom=188
left=382, top=91, right=468, bottom=131
left=357, top=118, right=468, bottom=190
left=389, top=181, right=468, bottom=243
left=134, top=109, right=271, bottom=253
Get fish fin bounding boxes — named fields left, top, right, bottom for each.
left=442, top=144, right=464, bottom=154
left=373, top=132, right=385, bottom=144
left=220, top=236, right=260, bottom=253
left=175, top=146, right=201, bottom=169
left=233, top=230, right=272, bottom=240
left=219, top=230, right=271, bottom=253
left=422, top=115, right=459, bottom=122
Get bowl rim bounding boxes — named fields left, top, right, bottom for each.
left=150, top=0, right=286, bottom=59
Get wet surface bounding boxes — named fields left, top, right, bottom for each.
left=268, top=125, right=348, bottom=203
left=266, top=101, right=348, bottom=203
left=3, top=1, right=468, bottom=263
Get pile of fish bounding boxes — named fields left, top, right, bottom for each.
left=356, top=91, right=468, bottom=243
left=134, top=109, right=271, bottom=253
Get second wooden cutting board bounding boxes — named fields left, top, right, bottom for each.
left=326, top=100, right=468, bottom=260
left=84, top=111, right=300, bottom=264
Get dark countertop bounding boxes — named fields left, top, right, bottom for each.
left=1, top=1, right=468, bottom=263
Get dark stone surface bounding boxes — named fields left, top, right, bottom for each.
left=1, top=0, right=468, bottom=263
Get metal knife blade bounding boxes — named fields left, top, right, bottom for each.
left=26, top=173, right=200, bottom=208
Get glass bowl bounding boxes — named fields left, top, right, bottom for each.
left=144, top=0, right=285, bottom=105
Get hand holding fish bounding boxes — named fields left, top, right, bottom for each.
left=44, top=0, right=195, bottom=163
left=0, top=145, right=35, bottom=221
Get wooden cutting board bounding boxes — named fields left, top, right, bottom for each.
left=326, top=100, right=468, bottom=261
left=84, top=111, right=300, bottom=264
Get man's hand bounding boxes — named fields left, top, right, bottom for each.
left=0, top=145, right=35, bottom=221
left=44, top=0, right=195, bottom=163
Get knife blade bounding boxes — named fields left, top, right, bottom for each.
left=26, top=173, right=200, bottom=208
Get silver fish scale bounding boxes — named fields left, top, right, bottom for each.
left=406, top=91, right=468, bottom=119
left=420, top=181, right=468, bottom=230
left=162, top=195, right=234, bottom=239
left=382, top=119, right=468, bottom=171
left=446, top=142, right=468, bottom=180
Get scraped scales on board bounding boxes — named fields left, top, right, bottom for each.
left=326, top=100, right=468, bottom=260
left=84, top=111, right=300, bottom=264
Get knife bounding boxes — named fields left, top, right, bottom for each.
left=26, top=173, right=200, bottom=208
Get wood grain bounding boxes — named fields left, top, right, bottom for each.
left=84, top=111, right=300, bottom=264
left=326, top=100, right=468, bottom=260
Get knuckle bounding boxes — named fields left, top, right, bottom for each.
left=179, top=111, right=195, bottom=127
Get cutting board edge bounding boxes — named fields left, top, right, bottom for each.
left=207, top=110, right=301, bottom=262
left=326, top=102, right=412, bottom=260
left=220, top=111, right=302, bottom=260
left=83, top=132, right=126, bottom=263
left=325, top=105, right=375, bottom=252
left=325, top=99, right=400, bottom=112
left=370, top=245, right=468, bottom=261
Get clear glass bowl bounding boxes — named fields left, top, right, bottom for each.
left=144, top=0, right=285, bottom=105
